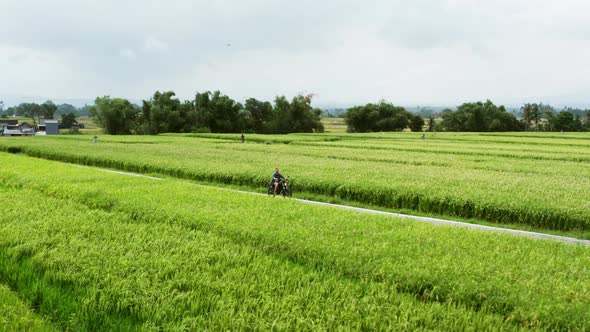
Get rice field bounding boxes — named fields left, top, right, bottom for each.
left=0, top=154, right=589, bottom=330
left=0, top=284, right=53, bottom=331
left=321, top=117, right=347, bottom=133
left=0, top=132, right=588, bottom=232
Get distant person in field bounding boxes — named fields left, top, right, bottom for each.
left=93, top=135, right=98, bottom=144
left=241, top=132, right=245, bottom=143
left=271, top=167, right=285, bottom=194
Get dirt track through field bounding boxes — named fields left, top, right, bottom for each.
left=93, top=167, right=590, bottom=246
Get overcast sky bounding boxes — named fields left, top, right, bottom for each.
left=1, top=0, right=590, bottom=107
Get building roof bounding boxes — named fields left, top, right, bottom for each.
left=0, top=119, right=18, bottom=125
left=41, top=119, right=59, bottom=124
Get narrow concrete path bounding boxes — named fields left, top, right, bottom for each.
left=94, top=166, right=590, bottom=246
left=294, top=200, right=590, bottom=246
left=100, top=169, right=163, bottom=180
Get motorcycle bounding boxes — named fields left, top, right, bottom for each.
left=267, top=177, right=292, bottom=197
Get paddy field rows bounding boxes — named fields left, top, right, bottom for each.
left=1, top=132, right=589, bottom=233
left=0, top=153, right=589, bottom=330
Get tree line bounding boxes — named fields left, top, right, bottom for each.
left=518, top=103, right=589, bottom=132
left=345, top=100, right=590, bottom=132
left=89, top=91, right=324, bottom=135
left=2, top=97, right=589, bottom=134
left=345, top=101, right=424, bottom=132
left=0, top=101, right=87, bottom=129
left=0, top=101, right=57, bottom=126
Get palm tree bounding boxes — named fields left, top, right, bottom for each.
left=521, top=103, right=532, bottom=131
left=530, top=103, right=540, bottom=130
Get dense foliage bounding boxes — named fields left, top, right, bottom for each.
left=440, top=100, right=523, bottom=132
left=345, top=101, right=421, bottom=132
left=521, top=103, right=589, bottom=132
left=0, top=102, right=92, bottom=119
left=60, top=112, right=78, bottom=129
left=90, top=91, right=324, bottom=135
left=1, top=153, right=589, bottom=330
left=89, top=97, right=140, bottom=135
left=0, top=101, right=57, bottom=124
left=141, top=91, right=195, bottom=134
left=343, top=100, right=588, bottom=133
left=552, top=111, right=586, bottom=131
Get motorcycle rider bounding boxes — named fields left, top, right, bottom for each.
left=271, top=168, right=285, bottom=194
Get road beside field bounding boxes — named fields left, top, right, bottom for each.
left=92, top=166, right=590, bottom=246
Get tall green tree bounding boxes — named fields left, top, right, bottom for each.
left=543, top=111, right=555, bottom=131
left=427, top=116, right=435, bottom=132
left=441, top=100, right=521, bottom=132
left=521, top=103, right=540, bottom=130
left=40, top=101, right=58, bottom=121
left=530, top=104, right=541, bottom=129
left=2, top=106, right=15, bottom=118
left=195, top=91, right=244, bottom=133
left=142, top=91, right=195, bottom=134
left=61, top=112, right=77, bottom=129
left=553, top=111, right=583, bottom=132
left=89, top=96, right=139, bottom=134
left=285, top=95, right=324, bottom=133
left=271, top=96, right=291, bottom=134
left=409, top=114, right=425, bottom=132
left=244, top=98, right=274, bottom=134
left=14, top=103, right=43, bottom=125
left=0, top=101, right=7, bottom=118
left=345, top=101, right=412, bottom=132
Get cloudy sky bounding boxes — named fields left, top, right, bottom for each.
left=1, top=0, right=589, bottom=107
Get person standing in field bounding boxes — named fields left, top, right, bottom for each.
left=271, top=168, right=285, bottom=194
left=241, top=132, right=245, bottom=143
left=93, top=135, right=98, bottom=144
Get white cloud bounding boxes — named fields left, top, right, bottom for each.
left=119, top=49, right=137, bottom=60
left=143, top=36, right=169, bottom=53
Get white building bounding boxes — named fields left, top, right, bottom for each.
left=1, top=122, right=34, bottom=136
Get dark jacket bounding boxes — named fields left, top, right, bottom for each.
left=271, top=172, right=285, bottom=182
